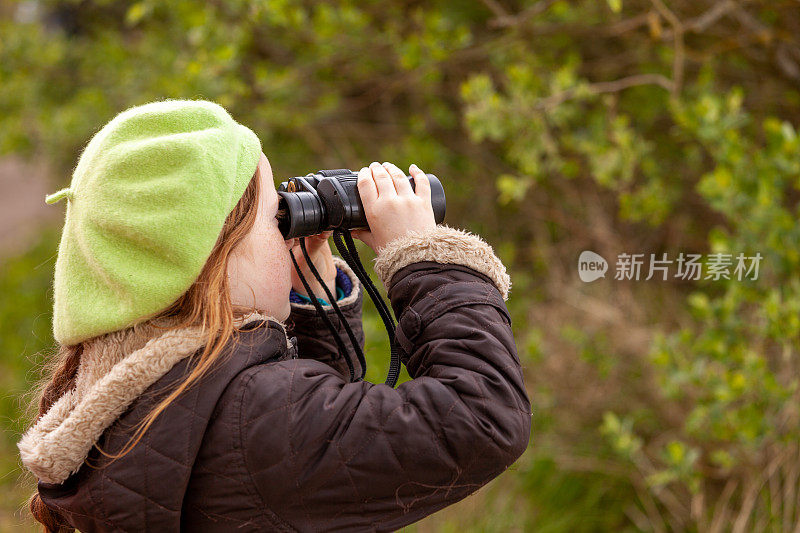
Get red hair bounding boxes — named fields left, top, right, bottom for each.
left=29, top=168, right=261, bottom=532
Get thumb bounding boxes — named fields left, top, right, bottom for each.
left=351, top=229, right=376, bottom=252
left=350, top=228, right=369, bottom=238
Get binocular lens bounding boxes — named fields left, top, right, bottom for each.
left=277, top=191, right=326, bottom=239
left=277, top=170, right=446, bottom=239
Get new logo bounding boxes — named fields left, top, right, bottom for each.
left=578, top=250, right=608, bottom=282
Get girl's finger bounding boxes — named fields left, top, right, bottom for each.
left=306, top=233, right=331, bottom=252
left=369, top=161, right=396, bottom=197
left=351, top=228, right=375, bottom=250
left=382, top=162, right=413, bottom=196
left=314, top=231, right=333, bottom=240
left=409, top=164, right=431, bottom=200
left=357, top=166, right=377, bottom=204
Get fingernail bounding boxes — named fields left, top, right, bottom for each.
left=410, top=163, right=419, bottom=171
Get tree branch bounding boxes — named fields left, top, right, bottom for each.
left=480, top=0, right=510, bottom=20
left=536, top=73, right=675, bottom=110
left=651, top=0, right=685, bottom=96
left=488, top=0, right=557, bottom=29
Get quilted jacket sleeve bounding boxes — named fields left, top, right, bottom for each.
left=238, top=227, right=531, bottom=532
left=287, top=257, right=365, bottom=381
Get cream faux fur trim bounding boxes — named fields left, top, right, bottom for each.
left=18, top=312, right=273, bottom=484
left=289, top=256, right=361, bottom=311
left=373, top=225, right=511, bottom=300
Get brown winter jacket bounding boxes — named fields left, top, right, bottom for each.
left=19, top=226, right=532, bottom=532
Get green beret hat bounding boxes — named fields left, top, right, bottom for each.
left=45, top=99, right=262, bottom=345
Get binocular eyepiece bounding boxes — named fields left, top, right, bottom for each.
left=277, top=169, right=446, bottom=239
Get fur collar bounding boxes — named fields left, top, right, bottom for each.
left=18, top=312, right=277, bottom=484
left=373, top=225, right=511, bottom=299
left=288, top=256, right=361, bottom=311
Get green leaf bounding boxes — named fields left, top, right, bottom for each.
left=125, top=2, right=151, bottom=26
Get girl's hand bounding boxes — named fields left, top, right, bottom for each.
left=290, top=231, right=336, bottom=298
left=353, top=162, right=436, bottom=253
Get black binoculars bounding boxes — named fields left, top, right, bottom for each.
left=277, top=169, right=446, bottom=239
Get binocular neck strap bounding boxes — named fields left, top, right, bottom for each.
left=333, top=230, right=401, bottom=388
left=289, top=231, right=404, bottom=388
left=289, top=241, right=361, bottom=382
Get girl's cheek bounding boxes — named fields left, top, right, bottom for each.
left=279, top=236, right=294, bottom=286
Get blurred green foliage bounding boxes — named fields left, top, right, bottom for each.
left=2, top=0, right=800, bottom=530
left=0, top=229, right=60, bottom=532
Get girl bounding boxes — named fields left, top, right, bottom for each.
left=19, top=100, right=531, bottom=532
